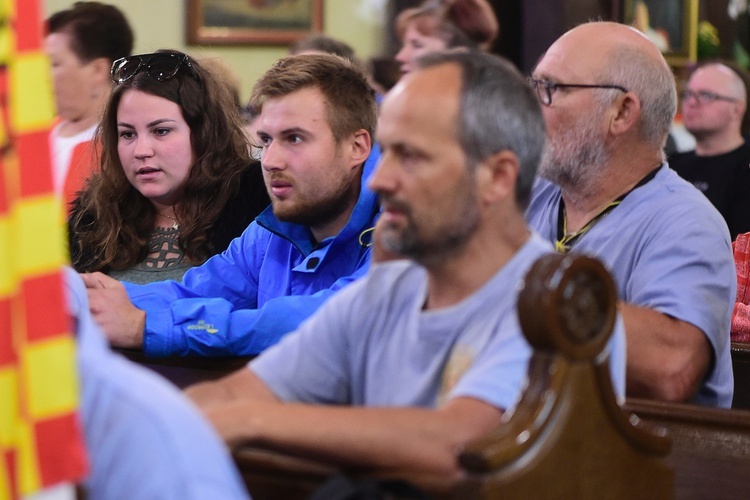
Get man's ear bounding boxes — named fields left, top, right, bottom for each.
left=610, top=93, right=640, bottom=136
left=477, top=150, right=519, bottom=205
left=733, top=100, right=747, bottom=122
left=348, top=129, right=372, bottom=169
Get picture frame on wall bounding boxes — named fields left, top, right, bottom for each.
left=621, top=0, right=698, bottom=66
left=187, top=0, right=324, bottom=46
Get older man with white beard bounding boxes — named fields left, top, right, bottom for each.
left=525, top=21, right=735, bottom=407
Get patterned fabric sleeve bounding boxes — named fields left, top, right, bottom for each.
left=732, top=232, right=750, bottom=342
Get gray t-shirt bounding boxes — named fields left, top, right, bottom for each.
left=251, top=233, right=626, bottom=410
left=526, top=165, right=734, bottom=407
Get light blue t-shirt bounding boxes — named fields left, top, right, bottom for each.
left=67, top=268, right=250, bottom=500
left=525, top=164, right=735, bottom=407
left=251, top=234, right=626, bottom=411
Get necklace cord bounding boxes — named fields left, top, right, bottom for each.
left=156, top=212, right=179, bottom=230
left=554, top=164, right=661, bottom=253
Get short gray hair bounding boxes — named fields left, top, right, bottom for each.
left=416, top=50, right=546, bottom=210
left=601, top=46, right=677, bottom=150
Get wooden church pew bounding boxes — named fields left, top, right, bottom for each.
left=231, top=253, right=674, bottom=499
left=625, top=398, right=750, bottom=499
left=116, top=348, right=252, bottom=389
left=233, top=398, right=750, bottom=500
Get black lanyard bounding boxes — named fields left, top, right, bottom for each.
left=555, top=166, right=660, bottom=253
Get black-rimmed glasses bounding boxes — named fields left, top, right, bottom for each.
left=111, top=53, right=199, bottom=84
left=680, top=89, right=738, bottom=105
left=529, top=78, right=629, bottom=106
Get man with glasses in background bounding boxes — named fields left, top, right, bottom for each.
left=670, top=62, right=750, bottom=240
left=526, top=21, right=735, bottom=407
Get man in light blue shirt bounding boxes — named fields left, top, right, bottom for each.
left=68, top=268, right=249, bottom=499
left=527, top=22, right=733, bottom=407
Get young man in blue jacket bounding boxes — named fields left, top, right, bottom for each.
left=82, top=54, right=379, bottom=356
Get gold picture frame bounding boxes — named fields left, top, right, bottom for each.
left=187, top=0, right=324, bottom=46
left=622, top=0, right=698, bottom=66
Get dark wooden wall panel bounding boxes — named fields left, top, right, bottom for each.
left=387, top=0, right=617, bottom=73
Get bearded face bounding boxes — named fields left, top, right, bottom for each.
left=539, top=101, right=610, bottom=191
left=377, top=166, right=480, bottom=265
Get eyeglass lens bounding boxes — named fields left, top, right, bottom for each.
left=529, top=80, right=550, bottom=105
left=537, top=82, right=551, bottom=105
left=540, top=83, right=551, bottom=105
left=112, top=58, right=141, bottom=83
left=681, top=90, right=733, bottom=104
left=148, top=55, right=183, bottom=80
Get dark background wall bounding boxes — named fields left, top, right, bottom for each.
left=388, top=0, right=618, bottom=74
left=388, top=1, right=749, bottom=75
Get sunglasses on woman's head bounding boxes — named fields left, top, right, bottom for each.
left=110, top=53, right=199, bottom=84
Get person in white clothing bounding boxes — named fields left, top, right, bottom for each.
left=45, top=1, right=133, bottom=209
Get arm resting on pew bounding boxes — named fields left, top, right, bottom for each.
left=620, top=303, right=710, bottom=403
left=188, top=368, right=503, bottom=478
left=186, top=366, right=278, bottom=405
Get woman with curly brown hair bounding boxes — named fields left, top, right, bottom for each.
left=69, top=49, right=269, bottom=283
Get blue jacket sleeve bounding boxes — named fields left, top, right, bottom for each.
left=125, top=223, right=263, bottom=356
left=126, top=223, right=373, bottom=357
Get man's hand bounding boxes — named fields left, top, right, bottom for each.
left=80, top=272, right=146, bottom=348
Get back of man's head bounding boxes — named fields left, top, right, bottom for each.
left=46, top=1, right=133, bottom=64
left=713, top=61, right=750, bottom=136
left=603, top=45, right=676, bottom=150
left=415, top=51, right=545, bottom=209
left=249, top=54, right=377, bottom=144
left=289, top=34, right=357, bottom=62
left=396, top=0, right=498, bottom=51
left=694, top=62, right=749, bottom=100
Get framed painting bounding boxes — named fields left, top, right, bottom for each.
left=621, top=0, right=698, bottom=66
left=187, top=0, right=324, bottom=46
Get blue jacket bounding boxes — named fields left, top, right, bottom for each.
left=125, top=147, right=380, bottom=356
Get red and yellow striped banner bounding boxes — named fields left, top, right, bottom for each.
left=0, top=0, right=88, bottom=498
